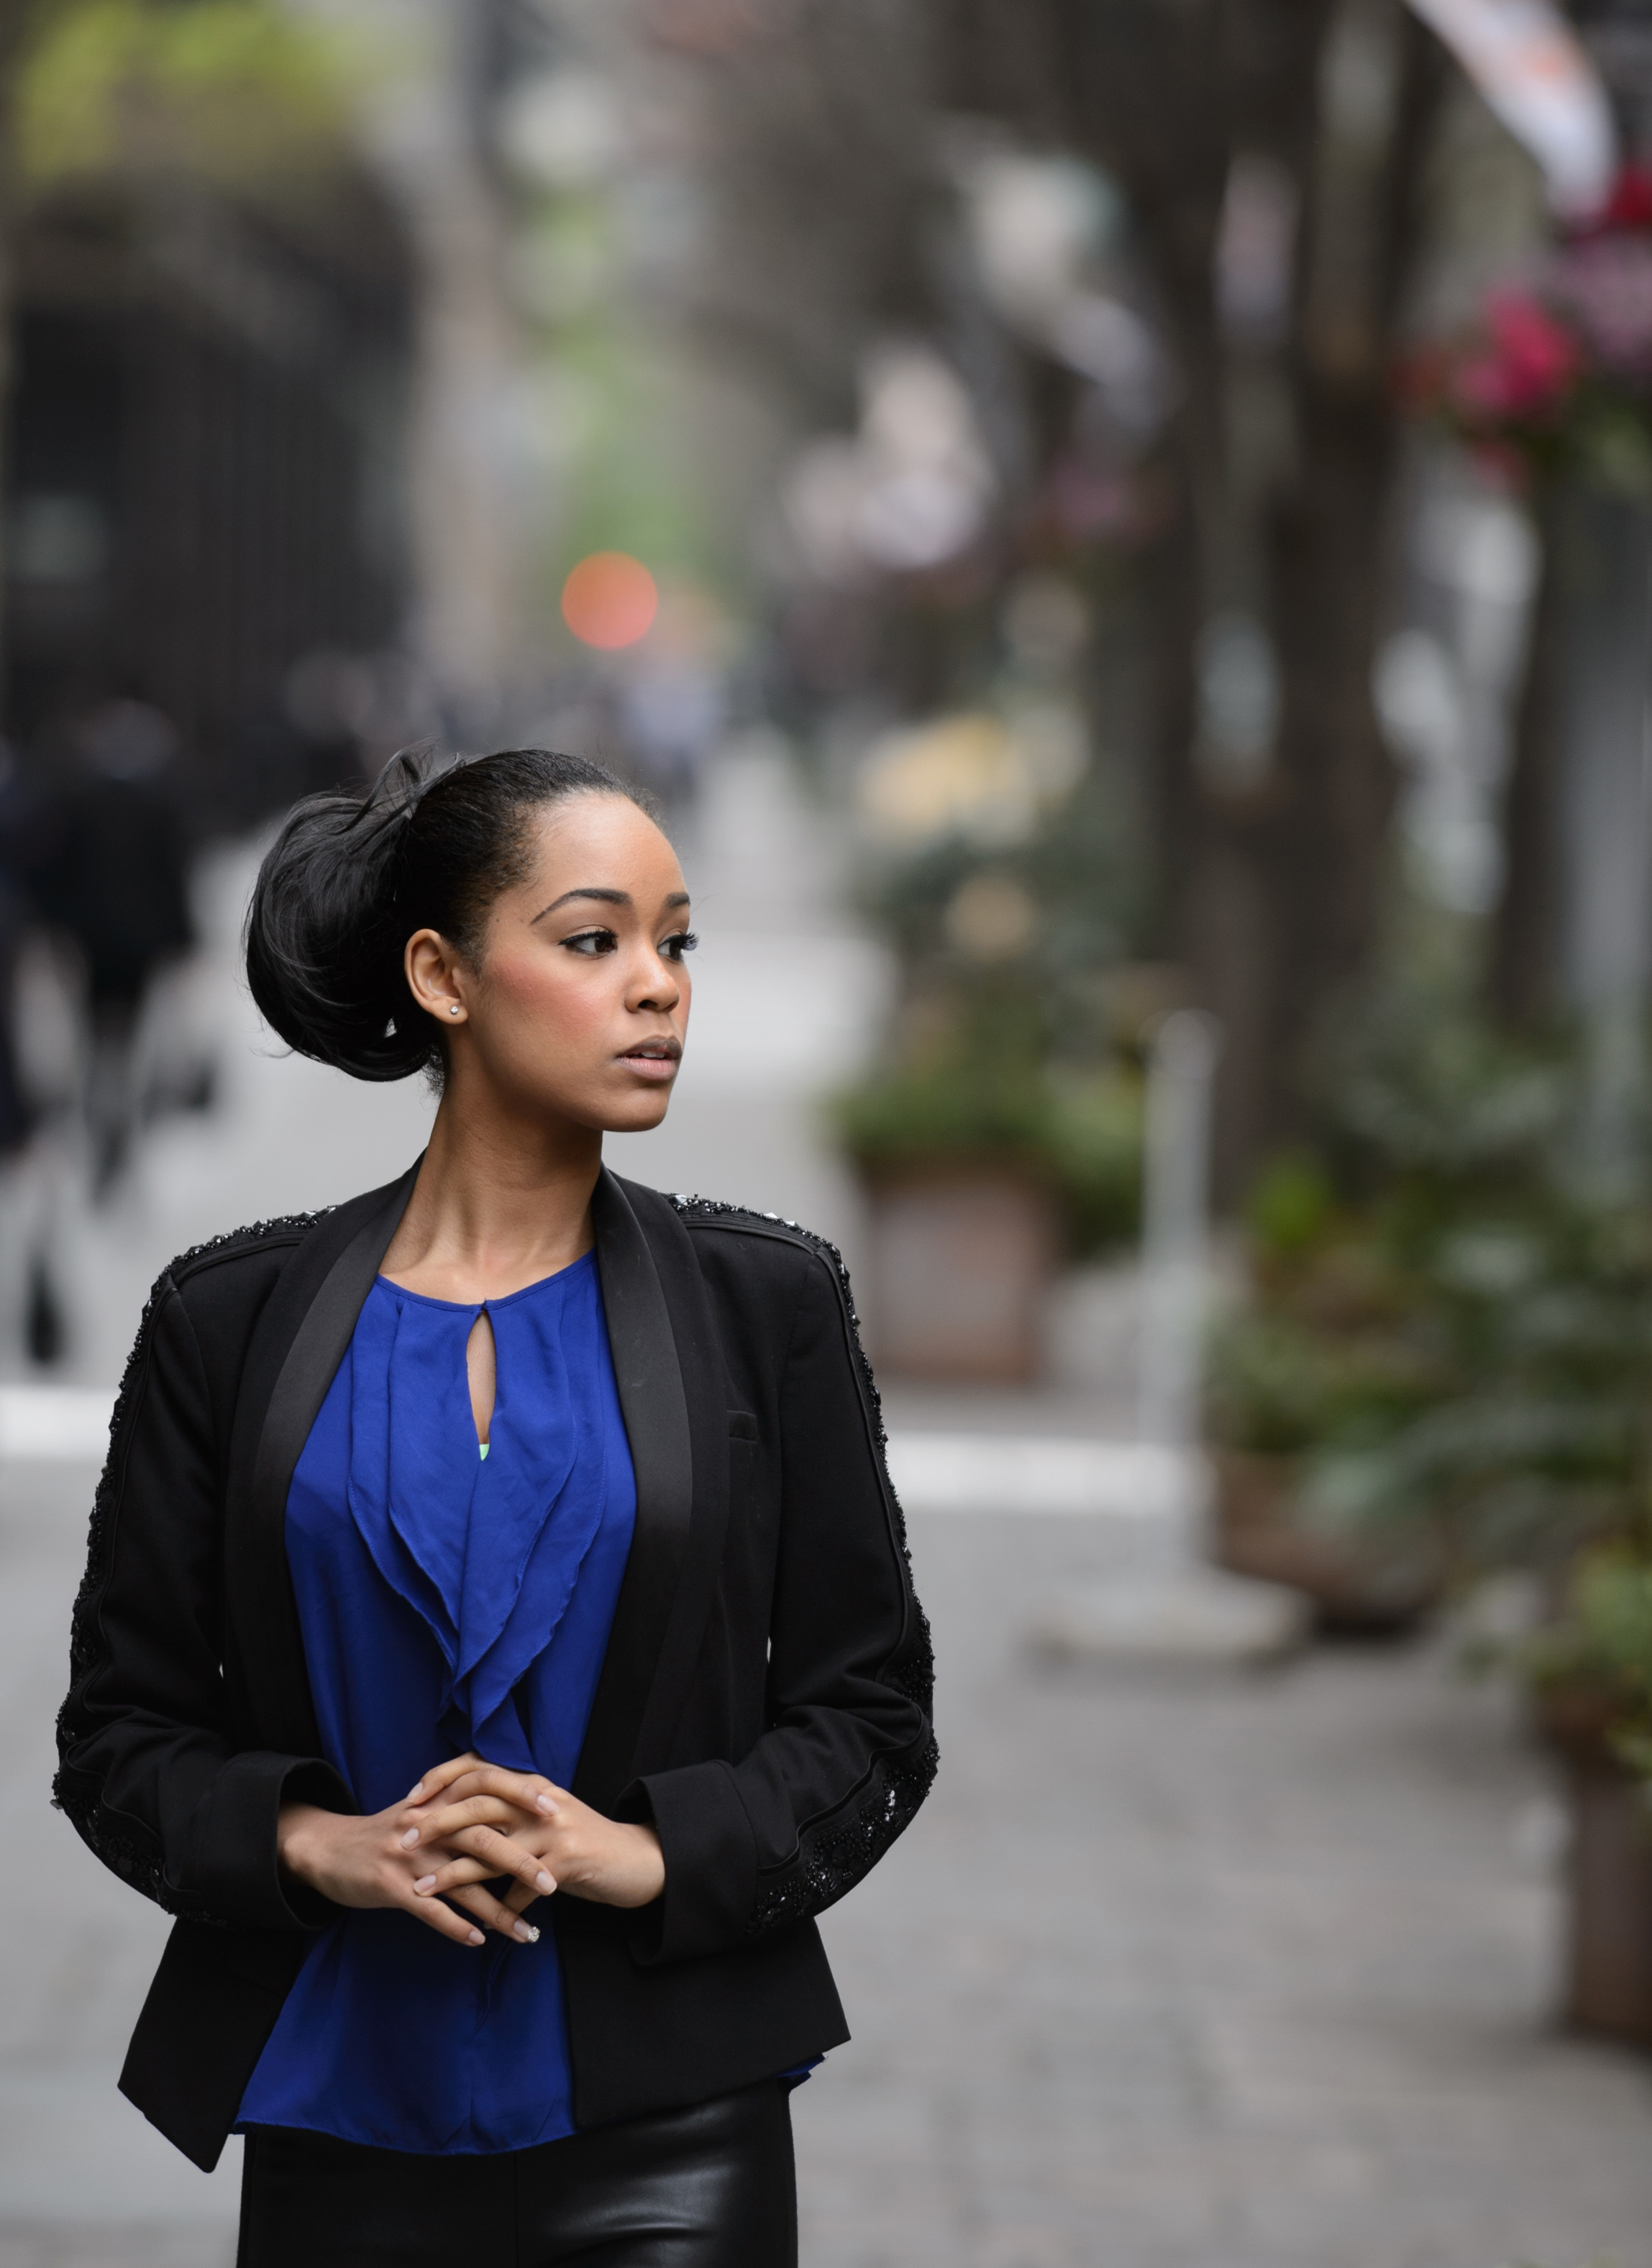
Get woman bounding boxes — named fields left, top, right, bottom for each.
left=55, top=747, right=936, bottom=2266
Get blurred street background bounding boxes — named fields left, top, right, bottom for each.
left=6, top=0, right=1652, bottom=2262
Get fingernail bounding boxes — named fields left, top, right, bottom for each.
left=537, top=1871, right=555, bottom=1894
left=467, top=1929, right=485, bottom=1946
left=513, top=1920, right=539, bottom=1944
left=399, top=1827, right=420, bottom=1849
left=406, top=1780, right=424, bottom=1799
left=414, top=1875, right=437, bottom=1894
left=536, top=1793, right=556, bottom=1815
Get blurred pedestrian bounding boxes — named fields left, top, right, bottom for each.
left=37, top=698, right=194, bottom=1198
left=0, top=738, right=35, bottom=1162
left=55, top=745, right=936, bottom=2267
left=0, top=736, right=68, bottom=1363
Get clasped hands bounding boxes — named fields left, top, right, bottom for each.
left=278, top=1754, right=665, bottom=1951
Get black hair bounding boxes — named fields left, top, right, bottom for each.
left=245, top=744, right=657, bottom=1082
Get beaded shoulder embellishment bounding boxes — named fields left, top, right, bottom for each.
left=668, top=1194, right=939, bottom=1934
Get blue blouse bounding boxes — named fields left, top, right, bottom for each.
left=236, top=1250, right=636, bottom=2154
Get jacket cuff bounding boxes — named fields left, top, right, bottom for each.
left=616, top=1760, right=757, bottom=1965
left=181, top=1752, right=356, bottom=1931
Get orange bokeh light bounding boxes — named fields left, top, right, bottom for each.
left=560, top=552, right=660, bottom=650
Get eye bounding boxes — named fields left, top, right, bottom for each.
left=660, top=930, right=698, bottom=963
left=562, top=928, right=619, bottom=956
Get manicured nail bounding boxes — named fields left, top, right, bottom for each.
left=406, top=1780, right=424, bottom=1799
left=400, top=1827, right=420, bottom=1848
left=467, top=1929, right=485, bottom=1946
left=513, top=1920, right=539, bottom=1944
left=536, top=1871, right=555, bottom=1894
left=414, top=1875, right=436, bottom=1895
left=536, top=1793, right=556, bottom=1815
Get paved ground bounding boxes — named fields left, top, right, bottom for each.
left=800, top=1519, right=1652, bottom=2268
left=6, top=1459, right=1652, bottom=2267
left=3, top=741, right=1651, bottom=2262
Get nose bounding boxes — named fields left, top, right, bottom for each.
left=629, top=948, right=683, bottom=1016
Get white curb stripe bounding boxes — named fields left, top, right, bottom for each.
left=1, top=1387, right=1196, bottom=1524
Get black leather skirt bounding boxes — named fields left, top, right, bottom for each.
left=236, top=2080, right=798, bottom=2267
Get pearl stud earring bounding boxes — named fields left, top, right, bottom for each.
left=449, top=1005, right=460, bottom=1015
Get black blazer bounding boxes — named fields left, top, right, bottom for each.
left=54, top=1166, right=936, bottom=2172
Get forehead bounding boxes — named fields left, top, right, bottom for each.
left=518, top=793, right=684, bottom=887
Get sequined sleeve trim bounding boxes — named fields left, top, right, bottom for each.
left=667, top=1194, right=939, bottom=1936
left=52, top=1212, right=328, bottom=1918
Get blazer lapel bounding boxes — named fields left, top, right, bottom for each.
left=625, top=1181, right=732, bottom=1773
left=225, top=1161, right=421, bottom=1757
left=575, top=1169, right=695, bottom=1807
left=226, top=1157, right=727, bottom=1794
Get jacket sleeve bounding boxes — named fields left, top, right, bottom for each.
left=53, top=1268, right=354, bottom=1931
left=624, top=1242, right=937, bottom=1962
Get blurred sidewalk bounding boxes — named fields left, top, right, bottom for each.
left=7, top=1463, right=1652, bottom=2267
left=3, top=740, right=1651, bottom=2264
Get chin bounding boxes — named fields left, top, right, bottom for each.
left=602, top=1090, right=677, bottom=1135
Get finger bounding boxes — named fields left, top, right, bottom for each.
left=402, top=1752, right=487, bottom=1806
left=393, top=1881, right=487, bottom=1948
left=439, top=1764, right=565, bottom=1819
left=502, top=1878, right=541, bottom=1918
left=410, top=1853, right=509, bottom=1894
left=421, top=1834, right=557, bottom=1901
left=398, top=1795, right=526, bottom=1849
left=448, top=1882, right=543, bottom=1944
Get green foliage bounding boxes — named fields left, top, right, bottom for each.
left=17, top=0, right=350, bottom=196
left=1214, top=994, right=1652, bottom=1577
left=857, top=763, right=1145, bottom=1047
left=1525, top=1545, right=1652, bottom=1787
left=834, top=1051, right=1141, bottom=1256
left=837, top=733, right=1148, bottom=1255
left=1216, top=987, right=1652, bottom=1791
left=1045, top=1067, right=1144, bottom=1250
left=1245, top=1153, right=1335, bottom=1257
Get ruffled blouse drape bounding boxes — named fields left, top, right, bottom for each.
left=344, top=1262, right=617, bottom=1763
left=235, top=1250, right=637, bottom=2154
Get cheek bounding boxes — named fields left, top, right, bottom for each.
left=485, top=948, right=610, bottom=1046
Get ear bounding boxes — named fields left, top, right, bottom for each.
left=405, top=928, right=467, bottom=1025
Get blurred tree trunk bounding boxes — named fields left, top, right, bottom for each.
left=1226, top=3, right=1443, bottom=1184
left=1491, top=483, right=1562, bottom=1028
left=314, top=0, right=531, bottom=724
left=942, top=0, right=1447, bottom=1199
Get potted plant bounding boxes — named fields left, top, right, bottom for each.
left=1217, top=981, right=1652, bottom=2034
left=1520, top=1548, right=1652, bottom=2045
left=1207, top=1155, right=1451, bottom=1630
left=835, top=741, right=1147, bottom=1382
left=835, top=1010, right=1141, bottom=1381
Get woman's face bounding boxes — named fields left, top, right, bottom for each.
left=405, top=792, right=693, bottom=1135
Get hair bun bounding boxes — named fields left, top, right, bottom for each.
left=244, top=743, right=650, bottom=1083
left=244, top=748, right=442, bottom=1081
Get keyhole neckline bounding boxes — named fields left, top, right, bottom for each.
left=375, top=1247, right=595, bottom=1316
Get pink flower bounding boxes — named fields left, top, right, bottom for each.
left=1452, top=293, right=1579, bottom=423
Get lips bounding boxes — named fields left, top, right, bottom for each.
left=617, top=1038, right=682, bottom=1076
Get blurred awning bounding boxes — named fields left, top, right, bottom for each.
left=1407, top=0, right=1617, bottom=219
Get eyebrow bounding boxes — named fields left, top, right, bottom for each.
left=532, top=887, right=692, bottom=922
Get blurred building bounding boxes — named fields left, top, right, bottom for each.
left=1, top=157, right=413, bottom=825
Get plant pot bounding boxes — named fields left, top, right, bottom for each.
left=1213, top=1450, right=1443, bottom=1635
left=1538, top=1688, right=1652, bottom=2046
left=862, top=1164, right=1060, bottom=1384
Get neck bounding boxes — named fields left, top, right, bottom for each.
left=380, top=1083, right=604, bottom=1304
